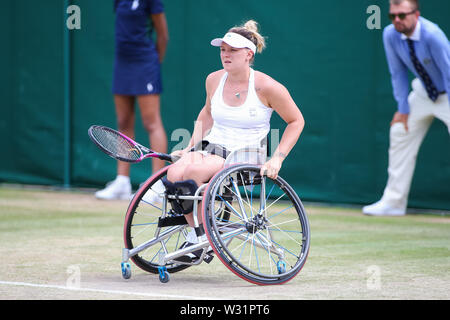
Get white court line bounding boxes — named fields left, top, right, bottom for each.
left=0, top=280, right=219, bottom=300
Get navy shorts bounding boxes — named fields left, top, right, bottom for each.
left=113, top=49, right=162, bottom=96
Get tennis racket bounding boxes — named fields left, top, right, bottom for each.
left=88, top=125, right=177, bottom=163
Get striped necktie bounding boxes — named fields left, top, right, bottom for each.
left=406, top=39, right=439, bottom=101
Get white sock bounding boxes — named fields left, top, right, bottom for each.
left=186, top=229, right=198, bottom=243
left=186, top=228, right=208, bottom=244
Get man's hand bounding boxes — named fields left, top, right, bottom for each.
left=391, top=111, right=409, bottom=131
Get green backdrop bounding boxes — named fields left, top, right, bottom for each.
left=1, top=0, right=449, bottom=210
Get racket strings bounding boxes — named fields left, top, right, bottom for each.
left=92, top=128, right=141, bottom=161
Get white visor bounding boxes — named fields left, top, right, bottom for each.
left=211, top=32, right=256, bottom=54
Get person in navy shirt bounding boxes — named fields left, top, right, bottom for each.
left=96, top=0, right=169, bottom=200
left=363, top=0, right=450, bottom=216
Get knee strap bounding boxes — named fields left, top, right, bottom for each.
left=162, top=178, right=198, bottom=215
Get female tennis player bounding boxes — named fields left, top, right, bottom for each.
left=96, top=0, right=169, bottom=200
left=167, top=20, right=305, bottom=259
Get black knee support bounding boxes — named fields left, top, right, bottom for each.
left=162, top=178, right=198, bottom=215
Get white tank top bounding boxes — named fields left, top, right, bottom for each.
left=204, top=69, right=273, bottom=152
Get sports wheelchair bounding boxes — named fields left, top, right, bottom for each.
left=120, top=147, right=310, bottom=285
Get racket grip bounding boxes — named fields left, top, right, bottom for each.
left=159, top=153, right=175, bottom=162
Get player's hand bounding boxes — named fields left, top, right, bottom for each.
left=391, top=111, right=409, bottom=132
left=170, top=148, right=189, bottom=162
left=260, top=154, right=284, bottom=179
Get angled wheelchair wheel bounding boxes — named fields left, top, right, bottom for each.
left=124, top=166, right=191, bottom=274
left=202, top=164, right=310, bottom=285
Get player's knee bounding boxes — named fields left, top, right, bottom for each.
left=182, top=165, right=201, bottom=181
left=167, top=165, right=184, bottom=183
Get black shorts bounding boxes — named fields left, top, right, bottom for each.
left=190, top=140, right=230, bottom=159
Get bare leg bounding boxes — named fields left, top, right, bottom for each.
left=167, top=152, right=225, bottom=227
left=138, top=94, right=168, bottom=174
left=114, top=95, right=135, bottom=177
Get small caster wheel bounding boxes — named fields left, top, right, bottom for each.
left=121, top=262, right=131, bottom=279
left=158, top=266, right=170, bottom=283
left=277, top=260, right=286, bottom=274
left=159, top=271, right=170, bottom=283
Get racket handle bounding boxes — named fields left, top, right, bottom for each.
left=159, top=153, right=176, bottom=162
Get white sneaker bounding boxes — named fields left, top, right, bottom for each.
left=362, top=200, right=406, bottom=216
left=95, top=176, right=132, bottom=200
left=141, top=179, right=165, bottom=205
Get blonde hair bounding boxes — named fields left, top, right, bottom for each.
left=229, top=20, right=266, bottom=54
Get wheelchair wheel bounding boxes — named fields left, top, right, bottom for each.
left=124, top=166, right=191, bottom=274
left=202, top=164, right=310, bottom=285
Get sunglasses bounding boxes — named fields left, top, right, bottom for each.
left=388, top=10, right=416, bottom=21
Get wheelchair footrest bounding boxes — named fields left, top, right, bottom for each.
left=203, top=253, right=214, bottom=264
